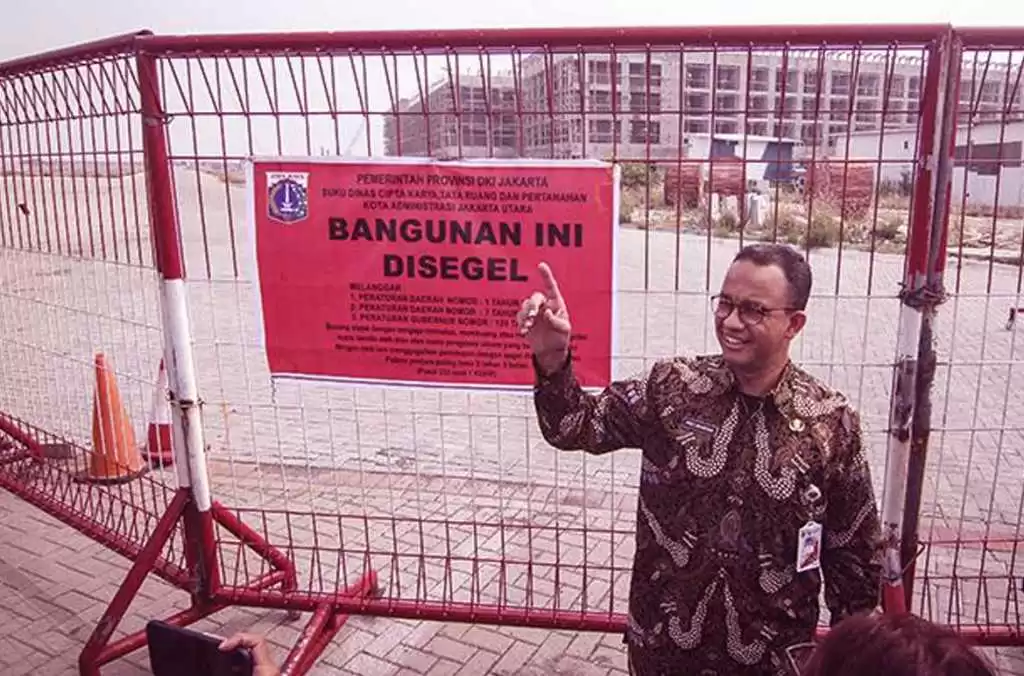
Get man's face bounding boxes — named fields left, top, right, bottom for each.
left=714, top=260, right=806, bottom=371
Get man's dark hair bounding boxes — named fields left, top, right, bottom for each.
left=801, top=612, right=996, bottom=676
left=732, top=243, right=812, bottom=311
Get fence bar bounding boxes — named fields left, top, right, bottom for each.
left=956, top=27, right=1024, bottom=46
left=136, top=24, right=952, bottom=53
left=0, top=30, right=152, bottom=78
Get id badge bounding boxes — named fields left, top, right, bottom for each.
left=796, top=521, right=823, bottom=573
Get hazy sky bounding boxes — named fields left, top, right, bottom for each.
left=3, top=0, right=1024, bottom=63
left=2, top=0, right=1022, bottom=164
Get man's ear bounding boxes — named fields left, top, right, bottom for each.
left=784, top=311, right=807, bottom=340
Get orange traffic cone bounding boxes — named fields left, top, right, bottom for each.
left=144, top=359, right=175, bottom=468
left=76, top=353, right=149, bottom=484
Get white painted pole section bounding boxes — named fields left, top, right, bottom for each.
left=158, top=287, right=191, bottom=489
left=880, top=301, right=923, bottom=582
left=162, top=277, right=213, bottom=512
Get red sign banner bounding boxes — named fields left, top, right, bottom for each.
left=249, top=159, right=617, bottom=391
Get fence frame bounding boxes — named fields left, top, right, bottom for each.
left=2, top=22, right=1024, bottom=674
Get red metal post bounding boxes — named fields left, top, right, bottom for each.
left=898, top=29, right=960, bottom=609
left=136, top=51, right=184, bottom=282
left=0, top=411, right=46, bottom=461
left=876, top=29, right=948, bottom=615
left=137, top=47, right=221, bottom=600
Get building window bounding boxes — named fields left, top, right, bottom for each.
left=717, top=66, right=741, bottom=92
left=750, top=68, right=771, bottom=93
left=857, top=74, right=881, bottom=97
left=686, top=119, right=710, bottom=134
left=954, top=141, right=1023, bottom=175
left=590, top=90, right=613, bottom=112
left=803, top=71, right=821, bottom=95
left=686, top=93, right=710, bottom=112
left=908, top=77, right=921, bottom=100
left=715, top=94, right=739, bottom=114
left=776, top=69, right=798, bottom=94
left=588, top=60, right=611, bottom=85
left=630, top=120, right=661, bottom=144
left=493, top=114, right=517, bottom=148
left=887, top=75, right=905, bottom=99
left=629, top=92, right=662, bottom=112
left=831, top=73, right=851, bottom=96
left=629, top=62, right=663, bottom=89
left=686, top=64, right=710, bottom=90
left=588, top=119, right=621, bottom=144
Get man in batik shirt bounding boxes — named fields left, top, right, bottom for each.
left=517, top=243, right=883, bottom=675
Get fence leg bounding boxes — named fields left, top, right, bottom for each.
left=89, top=569, right=296, bottom=669
left=95, top=604, right=225, bottom=666
left=77, top=489, right=189, bottom=676
left=0, top=414, right=46, bottom=461
left=279, top=572, right=380, bottom=676
left=281, top=604, right=337, bottom=676
left=74, top=487, right=301, bottom=674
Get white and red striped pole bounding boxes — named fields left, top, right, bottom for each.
left=879, top=30, right=956, bottom=614
left=139, top=50, right=218, bottom=594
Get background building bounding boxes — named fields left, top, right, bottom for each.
left=383, top=73, right=518, bottom=158
left=838, top=120, right=1024, bottom=208
left=384, top=50, right=1022, bottom=163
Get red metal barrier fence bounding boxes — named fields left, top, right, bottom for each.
left=1, top=24, right=1023, bottom=674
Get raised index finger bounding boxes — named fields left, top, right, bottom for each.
left=537, top=262, right=564, bottom=305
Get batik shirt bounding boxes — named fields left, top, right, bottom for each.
left=534, top=354, right=883, bottom=676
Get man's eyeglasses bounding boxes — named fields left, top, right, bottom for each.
left=711, top=295, right=799, bottom=326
